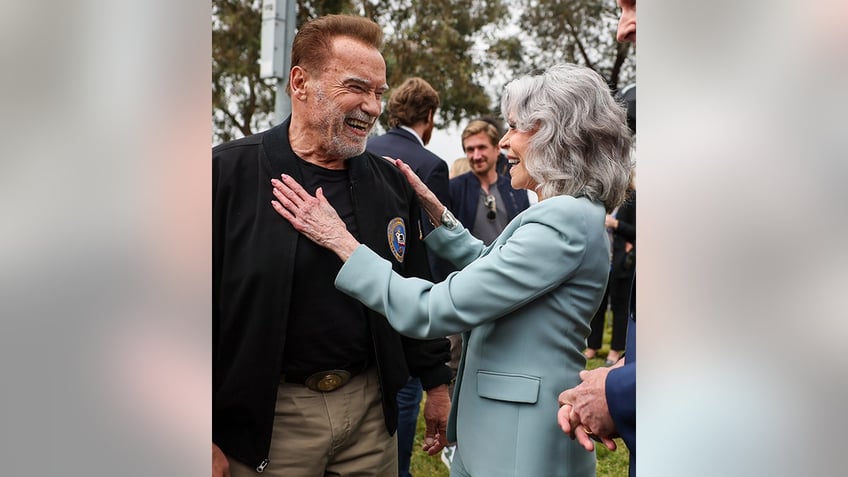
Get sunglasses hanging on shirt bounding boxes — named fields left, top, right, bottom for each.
left=484, top=194, right=496, bottom=220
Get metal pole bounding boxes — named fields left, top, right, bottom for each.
left=275, top=0, right=296, bottom=124
left=260, top=0, right=297, bottom=125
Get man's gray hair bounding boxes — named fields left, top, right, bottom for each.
left=500, top=64, right=633, bottom=211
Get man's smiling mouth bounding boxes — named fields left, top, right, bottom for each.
left=345, top=118, right=372, bottom=130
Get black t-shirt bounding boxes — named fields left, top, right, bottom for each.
left=282, top=158, right=371, bottom=377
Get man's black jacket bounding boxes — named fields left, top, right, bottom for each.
left=213, top=119, right=451, bottom=469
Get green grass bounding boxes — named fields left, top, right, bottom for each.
left=409, top=310, right=629, bottom=477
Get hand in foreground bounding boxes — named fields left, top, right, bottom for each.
left=557, top=367, right=618, bottom=452
left=271, top=175, right=360, bottom=261
left=391, top=158, right=446, bottom=226
left=212, top=443, right=231, bottom=477
left=421, top=384, right=451, bottom=455
left=557, top=401, right=617, bottom=452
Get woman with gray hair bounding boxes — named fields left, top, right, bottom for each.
left=269, top=63, right=632, bottom=476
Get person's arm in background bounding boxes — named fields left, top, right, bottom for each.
left=607, top=275, right=635, bottom=450
left=606, top=191, right=635, bottom=243
left=605, top=347, right=635, bottom=451
left=401, top=337, right=452, bottom=454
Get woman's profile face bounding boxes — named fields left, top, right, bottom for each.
left=499, top=116, right=538, bottom=193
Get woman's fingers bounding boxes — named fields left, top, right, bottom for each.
left=278, top=174, right=311, bottom=201
left=394, top=159, right=422, bottom=188
left=557, top=403, right=574, bottom=436
left=270, top=199, right=294, bottom=221
left=271, top=184, right=299, bottom=215
left=270, top=177, right=301, bottom=208
left=272, top=174, right=317, bottom=210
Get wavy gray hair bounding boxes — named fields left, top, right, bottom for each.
left=500, top=64, right=633, bottom=211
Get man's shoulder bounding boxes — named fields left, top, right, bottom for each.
left=449, top=171, right=475, bottom=187
left=353, top=151, right=417, bottom=199
left=213, top=130, right=266, bottom=155
left=367, top=130, right=397, bottom=145
left=368, top=128, right=410, bottom=147
left=369, top=129, right=417, bottom=151
left=407, top=147, right=447, bottom=171
left=212, top=126, right=283, bottom=170
left=358, top=150, right=402, bottom=176
left=369, top=129, right=445, bottom=165
left=497, top=174, right=530, bottom=205
left=496, top=173, right=515, bottom=187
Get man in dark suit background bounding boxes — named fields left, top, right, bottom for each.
left=367, top=76, right=452, bottom=477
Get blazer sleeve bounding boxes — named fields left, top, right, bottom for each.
left=607, top=297, right=635, bottom=452
left=334, top=198, right=593, bottom=338
left=606, top=360, right=635, bottom=452
left=400, top=335, right=452, bottom=390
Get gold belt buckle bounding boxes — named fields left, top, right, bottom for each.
left=304, top=369, right=352, bottom=392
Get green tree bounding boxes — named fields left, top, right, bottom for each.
left=492, top=0, right=634, bottom=92
left=363, top=0, right=508, bottom=129
left=212, top=0, right=275, bottom=144
left=212, top=0, right=632, bottom=142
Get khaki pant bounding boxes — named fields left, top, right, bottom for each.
left=229, top=368, right=397, bottom=477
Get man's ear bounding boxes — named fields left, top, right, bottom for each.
left=427, top=109, right=434, bottom=125
left=290, top=66, right=308, bottom=100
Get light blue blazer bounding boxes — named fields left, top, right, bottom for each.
left=336, top=195, right=610, bottom=477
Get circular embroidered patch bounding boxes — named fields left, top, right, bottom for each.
left=387, top=217, right=406, bottom=263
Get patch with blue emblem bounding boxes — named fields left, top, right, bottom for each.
left=387, top=217, right=407, bottom=263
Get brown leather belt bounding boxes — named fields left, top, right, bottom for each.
left=283, top=363, right=368, bottom=392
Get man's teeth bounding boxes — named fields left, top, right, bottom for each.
left=508, top=159, right=519, bottom=165
left=345, top=118, right=371, bottom=130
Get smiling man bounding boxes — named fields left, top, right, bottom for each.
left=212, top=15, right=452, bottom=477
left=449, top=120, right=530, bottom=246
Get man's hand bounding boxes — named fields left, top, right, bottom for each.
left=571, top=367, right=618, bottom=437
left=212, top=443, right=231, bottom=477
left=557, top=400, right=617, bottom=452
left=421, top=384, right=451, bottom=455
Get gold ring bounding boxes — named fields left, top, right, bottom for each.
left=582, top=425, right=602, bottom=443
left=559, top=401, right=572, bottom=408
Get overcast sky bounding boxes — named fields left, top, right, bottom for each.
left=426, top=124, right=465, bottom=167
